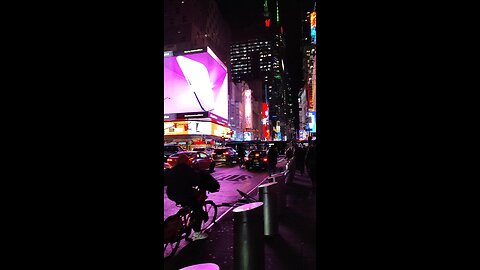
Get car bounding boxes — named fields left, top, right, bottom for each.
left=164, top=145, right=184, bottom=160
left=212, top=147, right=239, bottom=165
left=166, top=151, right=215, bottom=172
left=192, top=146, right=215, bottom=157
left=244, top=150, right=268, bottom=171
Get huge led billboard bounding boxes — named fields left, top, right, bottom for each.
left=164, top=47, right=228, bottom=120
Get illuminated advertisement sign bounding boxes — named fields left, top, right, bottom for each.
left=164, top=47, right=228, bottom=120
left=164, top=120, right=231, bottom=138
left=244, top=89, right=252, bottom=129
left=310, top=11, right=316, bottom=44
left=262, top=102, right=269, bottom=139
left=306, top=111, right=316, bottom=132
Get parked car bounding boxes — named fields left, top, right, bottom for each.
left=166, top=151, right=215, bottom=172
left=192, top=146, right=215, bottom=157
left=164, top=145, right=184, bottom=160
left=212, top=147, right=239, bottom=165
left=244, top=150, right=268, bottom=171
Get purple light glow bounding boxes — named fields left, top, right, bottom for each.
left=164, top=49, right=228, bottom=120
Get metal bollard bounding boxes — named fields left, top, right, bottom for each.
left=258, top=182, right=278, bottom=236
left=179, top=263, right=220, bottom=270
left=233, top=202, right=264, bottom=270
left=271, top=172, right=286, bottom=216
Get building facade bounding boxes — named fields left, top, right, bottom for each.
left=300, top=4, right=317, bottom=139
left=163, top=0, right=233, bottom=147
left=163, top=0, right=231, bottom=62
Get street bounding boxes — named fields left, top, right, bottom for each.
left=164, top=156, right=287, bottom=257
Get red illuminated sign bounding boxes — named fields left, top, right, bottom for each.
left=265, top=19, right=271, bottom=27
left=262, top=102, right=269, bottom=139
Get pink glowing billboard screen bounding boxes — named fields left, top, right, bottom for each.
left=164, top=48, right=228, bottom=120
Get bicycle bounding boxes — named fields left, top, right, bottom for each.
left=163, top=189, right=218, bottom=259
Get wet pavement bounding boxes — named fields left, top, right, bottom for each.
left=163, top=162, right=316, bottom=269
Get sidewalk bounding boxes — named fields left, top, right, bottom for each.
left=164, top=169, right=316, bottom=270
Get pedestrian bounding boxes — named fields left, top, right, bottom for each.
left=305, top=140, right=317, bottom=190
left=295, top=143, right=306, bottom=175
left=237, top=144, right=245, bottom=168
left=267, top=145, right=278, bottom=177
left=285, top=142, right=294, bottom=161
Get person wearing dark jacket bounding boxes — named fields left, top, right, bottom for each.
left=295, top=144, right=306, bottom=175
left=165, top=154, right=208, bottom=241
left=305, top=141, right=317, bottom=190
left=267, top=146, right=278, bottom=176
left=237, top=144, right=246, bottom=168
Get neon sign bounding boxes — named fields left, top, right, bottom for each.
left=310, top=12, right=316, bottom=44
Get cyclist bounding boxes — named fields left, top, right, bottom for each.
left=165, top=154, right=209, bottom=241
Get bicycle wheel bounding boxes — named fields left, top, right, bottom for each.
left=164, top=238, right=180, bottom=259
left=201, top=200, right=217, bottom=231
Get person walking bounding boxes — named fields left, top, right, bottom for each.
left=267, top=145, right=279, bottom=177
left=305, top=140, right=316, bottom=190
left=295, top=143, right=306, bottom=175
left=237, top=144, right=246, bottom=168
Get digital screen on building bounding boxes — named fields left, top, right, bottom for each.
left=164, top=47, right=228, bottom=120
left=307, top=111, right=316, bottom=132
left=310, top=11, right=316, bottom=44
left=164, top=120, right=231, bottom=138
left=262, top=102, right=269, bottom=139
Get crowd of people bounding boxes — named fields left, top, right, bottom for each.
left=285, top=139, right=317, bottom=189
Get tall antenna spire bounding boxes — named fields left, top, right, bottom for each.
left=276, top=0, right=280, bottom=24
left=263, top=0, right=270, bottom=18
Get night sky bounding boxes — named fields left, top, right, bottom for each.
left=216, top=0, right=316, bottom=95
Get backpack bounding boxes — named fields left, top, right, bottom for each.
left=165, top=164, right=199, bottom=203
left=198, top=171, right=220, bottom=193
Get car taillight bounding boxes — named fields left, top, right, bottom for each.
left=255, top=153, right=259, bottom=157
left=244, top=157, right=249, bottom=161
left=224, top=152, right=229, bottom=155
left=263, top=158, right=268, bottom=162
left=167, top=158, right=173, bottom=162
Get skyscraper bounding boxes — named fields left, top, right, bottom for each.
left=229, top=0, right=290, bottom=141
left=163, top=0, right=231, bottom=62
left=299, top=3, right=317, bottom=139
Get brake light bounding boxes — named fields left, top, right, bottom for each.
left=244, top=157, right=249, bottom=161
left=224, top=152, right=229, bottom=155
left=167, top=158, right=173, bottom=162
left=263, top=158, right=268, bottom=162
